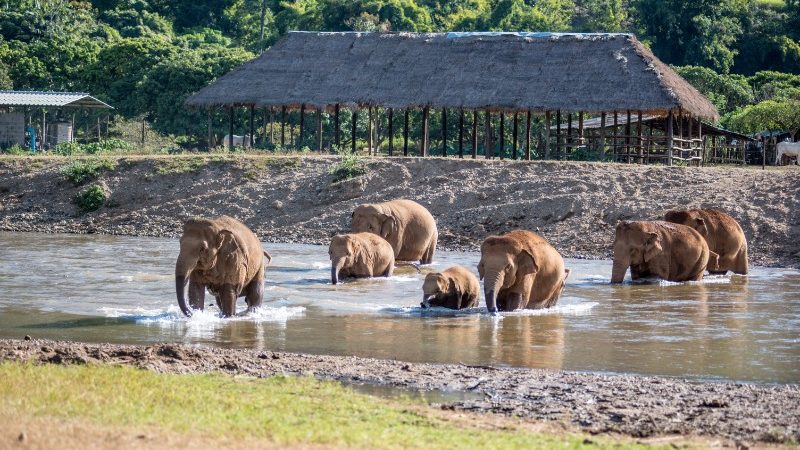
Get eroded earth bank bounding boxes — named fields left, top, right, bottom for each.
left=0, top=155, right=798, bottom=267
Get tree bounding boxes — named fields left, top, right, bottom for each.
left=573, top=0, right=628, bottom=32
left=674, top=65, right=753, bottom=115
left=484, top=0, right=574, bottom=32
left=724, top=98, right=800, bottom=141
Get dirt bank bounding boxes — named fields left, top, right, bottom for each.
left=1, top=339, right=798, bottom=445
left=0, top=155, right=798, bottom=267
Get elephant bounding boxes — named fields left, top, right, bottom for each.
left=664, top=208, right=748, bottom=275
left=478, top=230, right=570, bottom=314
left=329, top=232, right=395, bottom=284
left=611, top=220, right=719, bottom=284
left=351, top=199, right=437, bottom=264
left=421, top=266, right=480, bottom=310
left=175, top=216, right=271, bottom=317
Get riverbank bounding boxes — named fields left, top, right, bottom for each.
left=1, top=339, right=798, bottom=445
left=0, top=155, right=798, bottom=267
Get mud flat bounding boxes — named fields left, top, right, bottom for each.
left=0, top=155, right=798, bottom=267
left=1, top=338, right=798, bottom=445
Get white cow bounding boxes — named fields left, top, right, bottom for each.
left=222, top=134, right=251, bottom=148
left=775, top=140, right=800, bottom=165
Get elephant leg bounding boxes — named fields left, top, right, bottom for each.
left=733, top=247, right=749, bottom=275
left=500, top=293, right=525, bottom=311
left=219, top=284, right=237, bottom=317
left=421, top=235, right=437, bottom=265
left=215, top=296, right=222, bottom=310
left=188, top=280, right=205, bottom=311
left=243, top=278, right=264, bottom=312
left=382, top=264, right=393, bottom=278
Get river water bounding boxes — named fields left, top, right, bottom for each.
left=0, top=232, right=797, bottom=383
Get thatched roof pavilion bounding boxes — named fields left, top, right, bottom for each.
left=187, top=31, right=720, bottom=165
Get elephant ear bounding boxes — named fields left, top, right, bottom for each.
left=379, top=214, right=398, bottom=241
left=516, top=249, right=539, bottom=276
left=448, top=278, right=457, bottom=295
left=694, top=218, right=709, bottom=236
left=643, top=232, right=662, bottom=263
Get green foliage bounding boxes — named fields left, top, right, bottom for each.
left=61, top=159, right=117, bottom=185
left=75, top=184, right=108, bottom=212
left=154, top=157, right=209, bottom=174
left=0, top=144, right=30, bottom=155
left=723, top=98, right=800, bottom=139
left=54, top=139, right=133, bottom=156
left=674, top=65, right=754, bottom=114
left=330, top=147, right=367, bottom=182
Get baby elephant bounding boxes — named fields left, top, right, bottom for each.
left=421, top=266, right=480, bottom=310
left=664, top=208, right=748, bottom=275
left=329, top=232, right=395, bottom=284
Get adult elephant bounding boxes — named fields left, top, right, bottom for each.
left=175, top=216, right=271, bottom=317
left=351, top=199, right=437, bottom=264
left=478, top=230, right=570, bottom=314
left=611, top=220, right=716, bottom=283
left=664, top=208, right=748, bottom=275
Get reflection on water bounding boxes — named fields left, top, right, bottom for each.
left=0, top=232, right=798, bottom=383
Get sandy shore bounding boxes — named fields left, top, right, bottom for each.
left=1, top=339, right=798, bottom=445
left=0, top=155, right=798, bottom=267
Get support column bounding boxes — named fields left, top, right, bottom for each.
left=334, top=104, right=340, bottom=149
left=512, top=112, right=518, bottom=159
left=484, top=110, right=492, bottom=159
left=556, top=110, right=562, bottom=160
left=599, top=112, right=607, bottom=159
left=403, top=109, right=409, bottom=156
left=625, top=110, right=632, bottom=163
left=566, top=113, right=573, bottom=157
left=207, top=108, right=213, bottom=150
left=388, top=108, right=394, bottom=156
left=421, top=107, right=430, bottom=157
left=316, top=107, right=323, bottom=153
left=351, top=109, right=357, bottom=154
left=228, top=107, right=234, bottom=149
left=666, top=111, right=674, bottom=166
left=97, top=116, right=101, bottom=141
left=249, top=106, right=255, bottom=148
left=578, top=112, right=584, bottom=145
left=612, top=111, right=618, bottom=160
left=471, top=111, right=478, bottom=159
left=499, top=113, right=505, bottom=160
left=262, top=107, right=268, bottom=146
left=42, top=109, right=47, bottom=148
left=543, top=111, right=551, bottom=159
left=280, top=106, right=286, bottom=147
left=525, top=110, right=531, bottom=160
left=458, top=109, right=464, bottom=159
left=441, top=107, right=447, bottom=157
left=367, top=107, right=373, bottom=155
left=299, top=104, right=305, bottom=149
left=636, top=110, right=643, bottom=163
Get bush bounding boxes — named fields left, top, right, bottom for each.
left=54, top=139, right=133, bottom=156
left=0, top=144, right=30, bottom=155
left=62, top=159, right=116, bottom=185
left=75, top=184, right=107, bottom=212
left=329, top=147, right=367, bottom=183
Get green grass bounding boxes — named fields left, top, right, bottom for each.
left=61, top=158, right=116, bottom=184
left=0, top=363, right=664, bottom=449
left=330, top=149, right=367, bottom=182
left=154, top=156, right=209, bottom=174
left=74, top=184, right=107, bottom=211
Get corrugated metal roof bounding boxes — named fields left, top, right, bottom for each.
left=0, top=91, right=112, bottom=108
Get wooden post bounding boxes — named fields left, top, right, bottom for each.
left=262, top=108, right=268, bottom=146
left=249, top=106, right=255, bottom=148
left=512, top=112, right=518, bottom=159
left=499, top=113, right=505, bottom=159
left=472, top=111, right=478, bottom=159
left=388, top=108, right=394, bottom=156
left=96, top=116, right=101, bottom=141
left=42, top=109, right=46, bottom=147
left=421, top=107, right=430, bottom=157
left=207, top=109, right=213, bottom=150
left=636, top=111, right=643, bottom=163
left=269, top=107, right=275, bottom=144
left=403, top=109, right=409, bottom=156
left=687, top=114, right=694, bottom=163
left=228, top=107, right=234, bottom=150
left=334, top=104, right=340, bottom=149
left=525, top=110, right=531, bottom=160
left=297, top=104, right=305, bottom=149
left=316, top=107, right=323, bottom=153
left=280, top=106, right=286, bottom=147
left=599, top=112, right=607, bottom=159
left=141, top=117, right=146, bottom=146
left=612, top=111, right=618, bottom=160
left=441, top=107, right=447, bottom=157
left=556, top=110, right=562, bottom=160
left=458, top=109, right=464, bottom=159
left=625, top=110, right=632, bottom=163
left=367, top=107, right=373, bottom=155
left=566, top=113, right=573, bottom=157
left=697, top=119, right=703, bottom=165
left=351, top=109, right=357, bottom=154
left=578, top=112, right=584, bottom=145
left=544, top=111, right=551, bottom=159
left=484, top=110, right=492, bottom=159
left=666, top=111, right=674, bottom=166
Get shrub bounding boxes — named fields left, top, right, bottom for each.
left=329, top=147, right=367, bottom=183
left=75, top=184, right=107, bottom=212
left=54, top=139, right=133, bottom=156
left=0, top=144, right=30, bottom=155
left=62, top=159, right=116, bottom=185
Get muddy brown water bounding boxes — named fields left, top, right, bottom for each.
left=0, top=232, right=798, bottom=383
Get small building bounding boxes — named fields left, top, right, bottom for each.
left=187, top=31, right=719, bottom=165
left=0, top=91, right=112, bottom=151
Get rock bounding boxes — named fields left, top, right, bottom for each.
left=18, top=432, right=26, bottom=442
left=272, top=200, right=284, bottom=210
left=23, top=335, right=31, bottom=341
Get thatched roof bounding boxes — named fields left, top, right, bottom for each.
left=186, top=32, right=719, bottom=121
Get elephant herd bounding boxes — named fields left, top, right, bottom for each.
left=175, top=200, right=749, bottom=318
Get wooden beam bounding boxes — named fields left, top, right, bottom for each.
left=499, top=113, right=505, bottom=160
left=578, top=112, right=584, bottom=145
left=262, top=107, right=268, bottom=146
left=458, top=108, right=464, bottom=159
left=280, top=106, right=286, bottom=147
left=442, top=107, right=447, bottom=157
left=421, top=107, right=430, bottom=157
left=367, top=107, right=373, bottom=155
left=544, top=111, right=551, bottom=159
left=636, top=110, right=643, bottom=163
left=403, top=109, right=409, bottom=156
left=316, top=107, right=323, bottom=153
left=298, top=104, right=305, bottom=149
left=525, top=110, right=531, bottom=160
left=334, top=104, right=340, bottom=148
left=228, top=107, right=234, bottom=149
left=556, top=110, right=562, bottom=160
left=471, top=110, right=478, bottom=159
left=249, top=105, right=255, bottom=148
left=666, top=111, right=674, bottom=166
left=512, top=112, right=518, bottom=159
left=207, top=108, right=213, bottom=150
left=484, top=110, right=492, bottom=159
left=388, top=108, right=394, bottom=156
left=625, top=110, right=631, bottom=163
left=599, top=112, right=606, bottom=159
left=612, top=111, right=618, bottom=160
left=351, top=109, right=357, bottom=153
left=566, top=113, right=573, bottom=156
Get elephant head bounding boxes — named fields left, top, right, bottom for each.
left=611, top=221, right=663, bottom=283
left=329, top=234, right=357, bottom=285
left=351, top=204, right=398, bottom=245
left=175, top=219, right=236, bottom=316
left=420, top=273, right=452, bottom=308
left=664, top=209, right=709, bottom=236
left=477, top=239, right=537, bottom=315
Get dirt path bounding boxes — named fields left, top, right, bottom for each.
left=2, top=339, right=797, bottom=445
left=0, top=155, right=798, bottom=267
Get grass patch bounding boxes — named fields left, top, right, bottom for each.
left=330, top=148, right=367, bottom=183
left=0, top=363, right=662, bottom=449
left=61, top=158, right=116, bottom=185
left=154, top=156, right=209, bottom=175
left=237, top=156, right=301, bottom=180
left=74, top=184, right=107, bottom=212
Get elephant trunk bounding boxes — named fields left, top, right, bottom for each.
left=483, top=270, right=505, bottom=315
left=331, top=258, right=345, bottom=285
left=610, top=250, right=629, bottom=284
left=175, top=251, right=199, bottom=316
